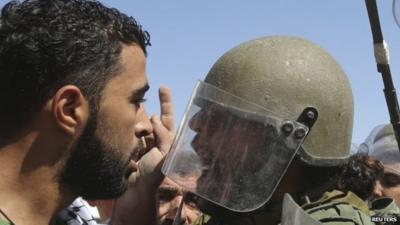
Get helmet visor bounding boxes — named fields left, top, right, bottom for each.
left=162, top=80, right=308, bottom=212
left=281, top=194, right=322, bottom=225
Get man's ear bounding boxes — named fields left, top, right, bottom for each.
left=374, top=181, right=384, bottom=198
left=52, top=85, right=89, bottom=136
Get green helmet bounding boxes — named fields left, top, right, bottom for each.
left=162, top=36, right=354, bottom=212
left=205, top=36, right=354, bottom=167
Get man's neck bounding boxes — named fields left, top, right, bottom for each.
left=0, top=134, right=75, bottom=225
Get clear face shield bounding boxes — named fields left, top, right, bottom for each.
left=281, top=194, right=322, bottom=225
left=162, top=81, right=309, bottom=212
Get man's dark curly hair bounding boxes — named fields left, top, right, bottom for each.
left=338, top=153, right=384, bottom=200
left=0, top=0, right=150, bottom=140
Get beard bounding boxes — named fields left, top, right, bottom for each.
left=58, top=112, right=130, bottom=200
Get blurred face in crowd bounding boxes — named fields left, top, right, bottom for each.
left=375, top=171, right=400, bottom=206
left=158, top=178, right=201, bottom=225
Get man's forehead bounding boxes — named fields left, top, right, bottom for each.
left=120, top=44, right=146, bottom=67
left=103, top=45, right=148, bottom=95
left=160, top=178, right=182, bottom=189
left=117, top=45, right=147, bottom=78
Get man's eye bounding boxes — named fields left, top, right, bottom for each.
left=131, top=98, right=147, bottom=107
left=183, top=192, right=198, bottom=209
left=157, top=190, right=176, bottom=202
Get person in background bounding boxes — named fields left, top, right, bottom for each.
left=359, top=124, right=400, bottom=207
left=338, top=153, right=384, bottom=202
left=59, top=177, right=201, bottom=225
left=157, top=178, right=201, bottom=225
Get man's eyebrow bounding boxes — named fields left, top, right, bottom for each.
left=130, top=83, right=150, bottom=97
left=158, top=185, right=178, bottom=192
left=158, top=186, right=180, bottom=195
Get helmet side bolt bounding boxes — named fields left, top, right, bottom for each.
left=281, top=121, right=294, bottom=134
left=294, top=128, right=307, bottom=139
left=306, top=111, right=315, bottom=119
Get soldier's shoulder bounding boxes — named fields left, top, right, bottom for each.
left=302, top=190, right=374, bottom=225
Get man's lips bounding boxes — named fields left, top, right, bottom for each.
left=125, top=136, right=155, bottom=178
left=125, top=159, right=138, bottom=179
left=125, top=146, right=144, bottom=179
left=131, top=136, right=155, bottom=162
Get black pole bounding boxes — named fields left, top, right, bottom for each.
left=365, top=0, right=400, bottom=152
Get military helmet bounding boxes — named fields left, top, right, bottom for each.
left=163, top=36, right=354, bottom=212
left=205, top=36, right=354, bottom=166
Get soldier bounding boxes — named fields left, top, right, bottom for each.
left=162, top=36, right=374, bottom=225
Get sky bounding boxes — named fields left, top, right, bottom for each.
left=108, top=0, right=400, bottom=145
left=1, top=0, right=400, bottom=145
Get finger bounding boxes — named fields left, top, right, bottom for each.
left=144, top=134, right=155, bottom=152
left=159, top=86, right=174, bottom=131
left=151, top=114, right=172, bottom=156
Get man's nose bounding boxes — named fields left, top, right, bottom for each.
left=166, top=196, right=183, bottom=218
left=166, top=196, right=189, bottom=224
left=134, top=108, right=153, bottom=138
left=178, top=204, right=189, bottom=225
left=188, top=110, right=206, bottom=132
